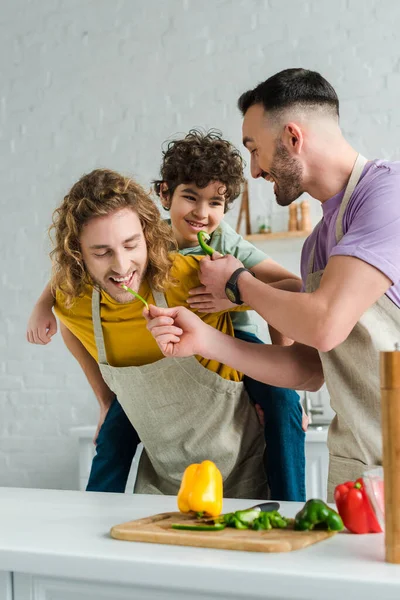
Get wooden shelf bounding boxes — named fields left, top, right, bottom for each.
left=244, top=230, right=311, bottom=242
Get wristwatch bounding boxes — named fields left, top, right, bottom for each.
left=225, top=267, right=255, bottom=305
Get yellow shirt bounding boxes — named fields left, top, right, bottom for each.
left=54, top=253, right=247, bottom=382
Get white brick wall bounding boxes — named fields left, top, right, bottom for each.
left=1, top=0, right=400, bottom=489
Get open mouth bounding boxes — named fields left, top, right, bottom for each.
left=185, top=219, right=208, bottom=231
left=263, top=173, right=278, bottom=195
left=109, top=272, right=136, bottom=289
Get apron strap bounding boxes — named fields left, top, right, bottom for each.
left=91, top=283, right=169, bottom=365
left=307, top=153, right=368, bottom=276
left=335, top=154, right=368, bottom=242
left=151, top=288, right=168, bottom=308
left=91, top=287, right=108, bottom=365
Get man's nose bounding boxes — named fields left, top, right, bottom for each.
left=250, top=155, right=262, bottom=179
left=111, top=252, right=131, bottom=275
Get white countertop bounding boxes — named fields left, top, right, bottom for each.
left=0, top=487, right=398, bottom=600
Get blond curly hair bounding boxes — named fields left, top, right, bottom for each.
left=49, top=169, right=177, bottom=307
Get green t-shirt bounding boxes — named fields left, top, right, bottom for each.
left=172, top=220, right=268, bottom=335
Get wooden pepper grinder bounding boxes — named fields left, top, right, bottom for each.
left=300, top=200, right=312, bottom=232
left=288, top=203, right=298, bottom=232
left=380, top=342, right=400, bottom=564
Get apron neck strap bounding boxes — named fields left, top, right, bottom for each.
left=307, top=153, right=368, bottom=276
left=91, top=283, right=169, bottom=365
left=92, top=288, right=108, bottom=364
left=335, top=154, right=368, bottom=242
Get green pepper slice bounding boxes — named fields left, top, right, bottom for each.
left=171, top=522, right=226, bottom=531
left=197, top=231, right=215, bottom=256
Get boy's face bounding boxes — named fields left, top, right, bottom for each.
left=80, top=207, right=148, bottom=303
left=165, top=181, right=226, bottom=249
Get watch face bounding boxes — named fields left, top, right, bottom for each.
left=225, top=287, right=236, bottom=303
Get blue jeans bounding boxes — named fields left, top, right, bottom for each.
left=235, top=330, right=306, bottom=502
left=86, top=397, right=140, bottom=493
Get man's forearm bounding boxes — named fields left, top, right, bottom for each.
left=239, top=272, right=327, bottom=348
left=60, top=323, right=115, bottom=410
left=200, top=328, right=324, bottom=391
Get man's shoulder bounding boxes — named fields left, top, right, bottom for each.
left=360, top=159, right=400, bottom=193
left=54, top=284, right=93, bottom=313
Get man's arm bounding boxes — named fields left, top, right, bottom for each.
left=238, top=255, right=392, bottom=352
left=199, top=253, right=392, bottom=352
left=145, top=304, right=324, bottom=392
left=60, top=322, right=115, bottom=443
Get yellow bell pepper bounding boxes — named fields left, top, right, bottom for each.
left=177, top=460, right=223, bottom=517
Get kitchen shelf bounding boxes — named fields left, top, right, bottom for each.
left=244, top=230, right=311, bottom=242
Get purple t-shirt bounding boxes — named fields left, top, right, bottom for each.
left=301, top=159, right=400, bottom=308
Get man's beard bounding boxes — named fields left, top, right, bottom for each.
left=270, top=141, right=304, bottom=207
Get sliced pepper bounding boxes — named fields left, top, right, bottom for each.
left=197, top=231, right=215, bottom=256
left=334, top=478, right=382, bottom=534
left=177, top=460, right=223, bottom=517
left=171, top=523, right=226, bottom=531
left=294, top=499, right=344, bottom=532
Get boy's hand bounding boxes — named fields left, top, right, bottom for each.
left=187, top=285, right=236, bottom=313
left=199, top=253, right=244, bottom=299
left=144, top=304, right=209, bottom=358
left=26, top=304, right=57, bottom=345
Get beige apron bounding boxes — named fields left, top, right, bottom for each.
left=91, top=287, right=268, bottom=499
left=306, top=154, right=400, bottom=501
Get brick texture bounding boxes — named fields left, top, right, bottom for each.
left=1, top=0, right=399, bottom=488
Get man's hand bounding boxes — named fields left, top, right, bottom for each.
left=199, top=253, right=244, bottom=299
left=27, top=303, right=57, bottom=345
left=187, top=285, right=236, bottom=313
left=144, top=304, right=209, bottom=358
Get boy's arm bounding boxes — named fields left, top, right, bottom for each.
left=265, top=277, right=304, bottom=346
left=250, top=258, right=302, bottom=286
left=59, top=322, right=115, bottom=444
left=26, top=282, right=57, bottom=345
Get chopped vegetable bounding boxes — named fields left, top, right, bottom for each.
left=171, top=523, right=226, bottom=531
left=197, top=231, right=215, bottom=256
left=120, top=284, right=149, bottom=309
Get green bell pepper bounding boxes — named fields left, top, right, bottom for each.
left=294, top=499, right=344, bottom=532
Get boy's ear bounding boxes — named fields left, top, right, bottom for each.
left=159, top=182, right=171, bottom=210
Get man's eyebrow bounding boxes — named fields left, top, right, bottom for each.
left=243, top=136, right=254, bottom=148
left=89, top=234, right=141, bottom=249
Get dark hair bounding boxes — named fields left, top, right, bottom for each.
left=238, top=68, right=339, bottom=117
left=153, top=128, right=245, bottom=211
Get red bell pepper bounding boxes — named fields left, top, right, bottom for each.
left=334, top=478, right=382, bottom=534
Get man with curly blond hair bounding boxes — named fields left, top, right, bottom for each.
left=31, top=167, right=270, bottom=498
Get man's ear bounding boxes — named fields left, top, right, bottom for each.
left=282, top=122, right=304, bottom=155
left=159, top=182, right=171, bottom=210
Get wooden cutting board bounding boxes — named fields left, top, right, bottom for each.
left=110, top=511, right=336, bottom=553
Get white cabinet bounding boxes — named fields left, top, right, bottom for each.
left=11, top=573, right=249, bottom=600
left=69, top=426, right=141, bottom=492
left=0, top=571, right=12, bottom=600
left=305, top=427, right=329, bottom=501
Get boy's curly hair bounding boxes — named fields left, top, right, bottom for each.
left=153, top=129, right=245, bottom=211
left=49, top=169, right=177, bottom=307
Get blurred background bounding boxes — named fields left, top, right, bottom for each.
left=1, top=0, right=400, bottom=490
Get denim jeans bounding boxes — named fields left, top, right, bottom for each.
left=86, top=397, right=140, bottom=493
left=235, top=329, right=306, bottom=501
